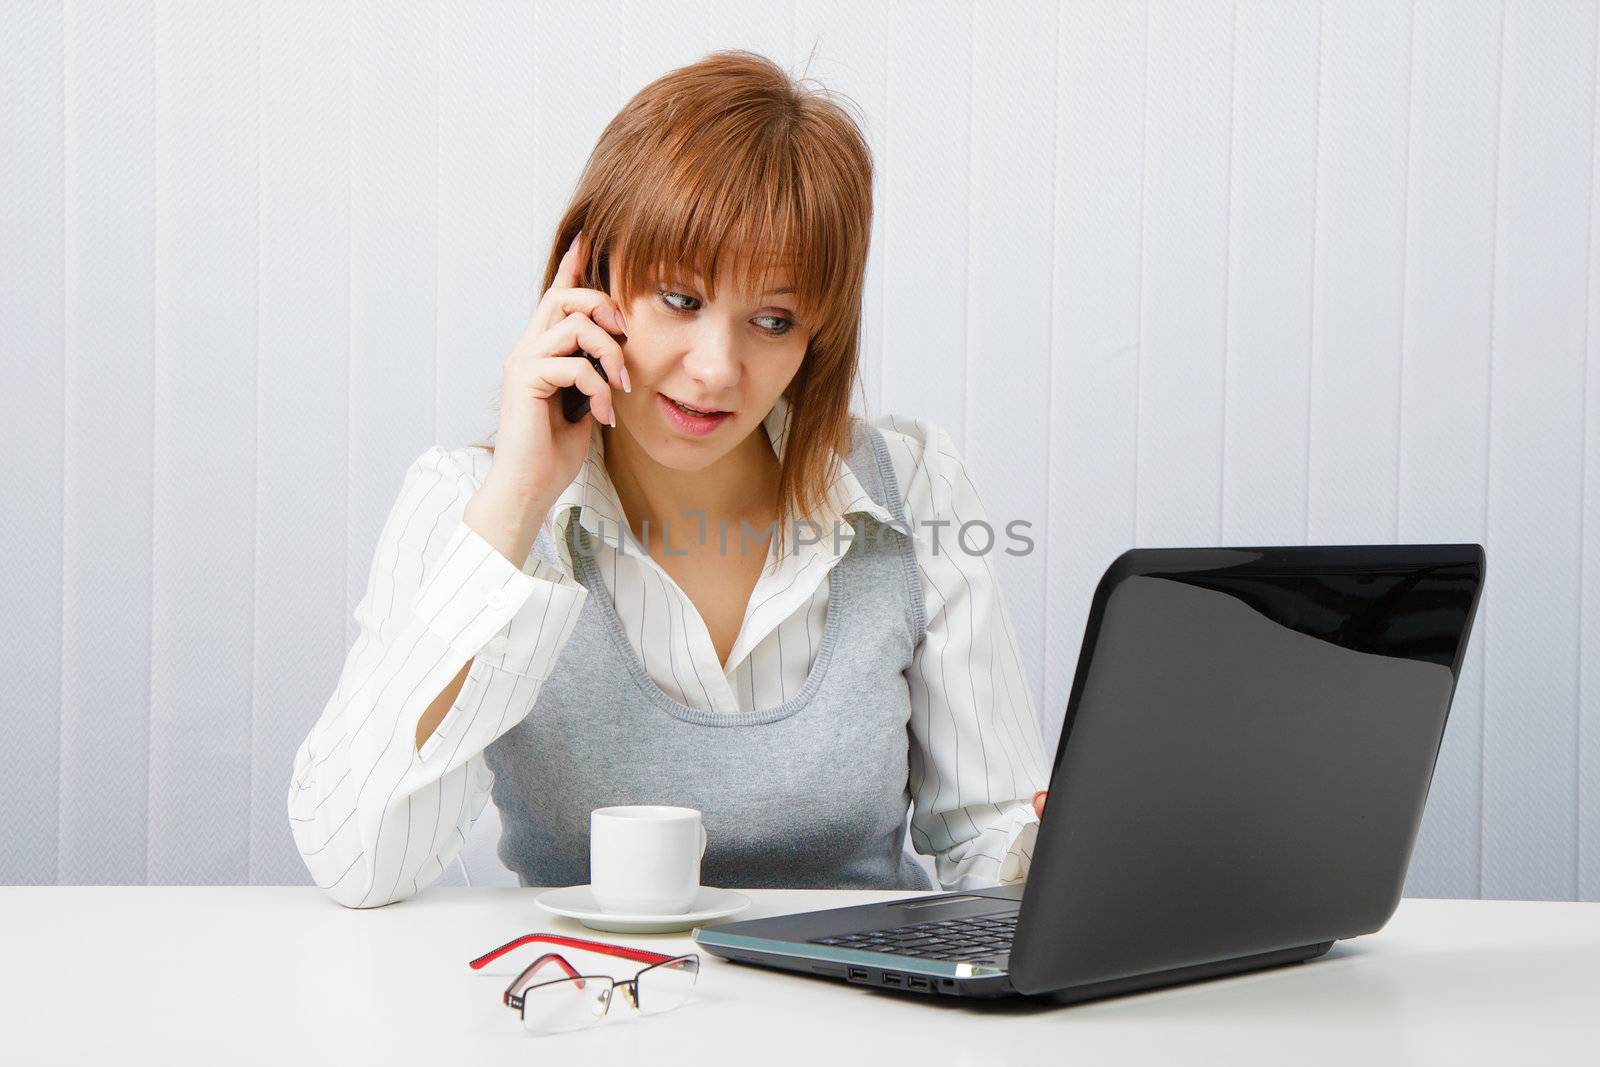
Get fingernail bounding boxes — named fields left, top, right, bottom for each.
left=612, top=309, right=627, bottom=334
left=621, top=365, right=632, bottom=393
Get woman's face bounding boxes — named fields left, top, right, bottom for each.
left=610, top=256, right=808, bottom=469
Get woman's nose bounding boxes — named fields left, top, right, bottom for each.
left=680, top=331, right=740, bottom=389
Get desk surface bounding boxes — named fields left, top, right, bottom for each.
left=2, top=887, right=1597, bottom=1066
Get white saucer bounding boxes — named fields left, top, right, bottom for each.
left=534, top=885, right=752, bottom=933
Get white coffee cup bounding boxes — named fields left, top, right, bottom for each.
left=589, top=805, right=709, bottom=915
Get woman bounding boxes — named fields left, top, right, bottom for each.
left=288, top=50, right=1050, bottom=909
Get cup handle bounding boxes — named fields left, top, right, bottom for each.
left=700, top=825, right=708, bottom=856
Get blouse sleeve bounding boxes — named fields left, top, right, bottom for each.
left=286, top=445, right=588, bottom=908
left=878, top=416, right=1053, bottom=892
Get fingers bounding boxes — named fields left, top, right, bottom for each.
left=546, top=289, right=626, bottom=344
left=541, top=229, right=631, bottom=392
left=557, top=230, right=584, bottom=288
left=566, top=355, right=615, bottom=427
left=552, top=231, right=625, bottom=330
left=531, top=348, right=615, bottom=427
left=551, top=311, right=627, bottom=398
left=529, top=312, right=623, bottom=425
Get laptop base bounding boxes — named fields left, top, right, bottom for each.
left=1021, top=939, right=1336, bottom=1004
left=705, top=942, right=1018, bottom=999
left=703, top=936, right=1335, bottom=1002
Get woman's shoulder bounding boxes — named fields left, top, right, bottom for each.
left=859, top=409, right=936, bottom=449
left=376, top=446, right=500, bottom=532
left=452, top=443, right=496, bottom=484
left=855, top=412, right=969, bottom=523
left=402, top=443, right=495, bottom=490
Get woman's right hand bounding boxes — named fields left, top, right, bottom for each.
left=484, top=229, right=631, bottom=508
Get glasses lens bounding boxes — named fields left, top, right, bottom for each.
left=634, top=955, right=699, bottom=1015
left=520, top=975, right=613, bottom=1035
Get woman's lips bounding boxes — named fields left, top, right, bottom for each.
left=659, top=392, right=734, bottom=435
left=664, top=393, right=732, bottom=415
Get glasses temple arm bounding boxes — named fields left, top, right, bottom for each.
left=469, top=932, right=674, bottom=971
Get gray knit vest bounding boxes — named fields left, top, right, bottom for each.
left=483, top=420, right=936, bottom=892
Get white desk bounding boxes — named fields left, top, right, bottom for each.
left=1, top=887, right=1596, bottom=1066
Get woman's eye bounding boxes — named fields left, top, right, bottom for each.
left=660, top=289, right=699, bottom=313
left=658, top=289, right=794, bottom=336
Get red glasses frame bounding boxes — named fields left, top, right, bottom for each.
left=469, top=932, right=700, bottom=1018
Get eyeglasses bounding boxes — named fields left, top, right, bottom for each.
left=469, top=932, right=700, bottom=1035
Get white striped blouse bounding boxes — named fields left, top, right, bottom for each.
left=288, top=395, right=1051, bottom=908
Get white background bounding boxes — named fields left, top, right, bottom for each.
left=3, top=0, right=1597, bottom=902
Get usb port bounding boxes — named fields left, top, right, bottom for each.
left=907, top=976, right=930, bottom=991
left=881, top=973, right=902, bottom=986
left=847, top=967, right=868, bottom=982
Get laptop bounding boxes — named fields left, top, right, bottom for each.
left=693, top=544, right=1486, bottom=1003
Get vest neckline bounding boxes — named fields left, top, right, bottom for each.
left=567, top=513, right=858, bottom=727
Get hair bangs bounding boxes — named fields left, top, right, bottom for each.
left=607, top=147, right=830, bottom=335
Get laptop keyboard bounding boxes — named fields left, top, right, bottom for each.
left=807, top=910, right=1017, bottom=965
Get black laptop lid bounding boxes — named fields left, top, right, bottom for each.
left=1007, top=545, right=1485, bottom=996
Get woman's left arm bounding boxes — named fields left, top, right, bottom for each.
left=879, top=417, right=1054, bottom=893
